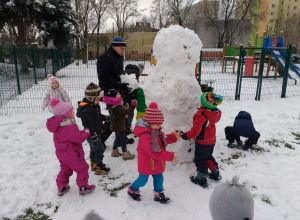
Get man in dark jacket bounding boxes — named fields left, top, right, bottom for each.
left=97, top=36, right=130, bottom=95
left=225, top=111, right=260, bottom=151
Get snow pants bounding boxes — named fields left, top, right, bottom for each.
left=225, top=126, right=260, bottom=147
left=87, top=134, right=105, bottom=166
left=56, top=148, right=89, bottom=188
left=194, top=142, right=218, bottom=174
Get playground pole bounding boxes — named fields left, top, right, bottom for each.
left=281, top=44, right=292, bottom=98
left=238, top=48, right=246, bottom=100
left=255, top=48, right=266, bottom=100
left=198, top=50, right=202, bottom=85
left=235, top=46, right=243, bottom=100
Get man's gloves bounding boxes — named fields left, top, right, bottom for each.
left=120, top=83, right=131, bottom=94
left=131, top=99, right=138, bottom=107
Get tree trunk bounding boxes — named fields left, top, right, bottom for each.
left=17, top=22, right=29, bottom=73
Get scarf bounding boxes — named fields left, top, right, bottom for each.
left=151, top=129, right=168, bottom=152
left=59, top=118, right=76, bottom=127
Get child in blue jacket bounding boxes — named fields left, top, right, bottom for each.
left=225, top=111, right=260, bottom=151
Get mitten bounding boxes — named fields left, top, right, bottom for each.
left=131, top=99, right=138, bottom=107
left=84, top=128, right=90, bottom=133
left=182, top=132, right=188, bottom=140
left=90, top=133, right=98, bottom=146
left=124, top=103, right=129, bottom=109
left=99, top=90, right=104, bottom=98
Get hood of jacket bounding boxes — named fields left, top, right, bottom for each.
left=46, top=116, right=67, bottom=133
left=199, top=108, right=222, bottom=124
left=235, top=111, right=252, bottom=121
left=134, top=118, right=152, bottom=136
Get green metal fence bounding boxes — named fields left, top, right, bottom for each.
left=0, top=45, right=70, bottom=114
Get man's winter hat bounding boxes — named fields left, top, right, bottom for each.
left=201, top=92, right=223, bottom=110
left=50, top=98, right=73, bottom=118
left=111, top=36, right=126, bottom=47
left=209, top=176, right=254, bottom=220
left=85, top=83, right=101, bottom=101
left=47, top=74, right=59, bottom=86
left=145, top=102, right=164, bottom=125
left=104, top=89, right=119, bottom=98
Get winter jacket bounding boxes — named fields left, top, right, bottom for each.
left=136, top=88, right=146, bottom=113
left=104, top=96, right=136, bottom=132
left=233, top=111, right=256, bottom=137
left=42, top=87, right=71, bottom=112
left=134, top=119, right=177, bottom=175
left=76, top=98, right=107, bottom=136
left=186, top=107, right=222, bottom=145
left=46, top=116, right=90, bottom=152
left=97, top=46, right=124, bottom=91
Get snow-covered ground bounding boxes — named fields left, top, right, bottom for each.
left=0, top=95, right=300, bottom=219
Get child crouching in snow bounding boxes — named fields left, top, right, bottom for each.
left=127, top=102, right=181, bottom=204
left=46, top=98, right=95, bottom=196
left=181, top=92, right=223, bottom=188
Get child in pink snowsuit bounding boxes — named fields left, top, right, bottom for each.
left=46, top=98, right=95, bottom=196
left=127, top=102, right=181, bottom=204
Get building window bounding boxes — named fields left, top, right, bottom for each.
left=270, top=19, right=274, bottom=23
left=294, top=6, right=297, bottom=9
left=288, top=6, right=290, bottom=9
left=282, top=2, right=284, bottom=4
left=269, top=27, right=273, bottom=31
left=272, top=4, right=275, bottom=7
left=271, top=12, right=275, bottom=15
left=295, top=0, right=298, bottom=2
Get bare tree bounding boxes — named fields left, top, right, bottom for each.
left=150, top=0, right=170, bottom=29
left=201, top=0, right=265, bottom=48
left=166, top=0, right=195, bottom=26
left=107, top=0, right=142, bottom=38
left=281, top=13, right=300, bottom=47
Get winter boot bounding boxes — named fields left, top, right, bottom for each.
left=227, top=142, right=236, bottom=148
left=90, top=160, right=97, bottom=171
left=125, top=128, right=133, bottom=135
left=111, top=149, right=123, bottom=157
left=126, top=137, right=134, bottom=144
left=242, top=145, right=249, bottom=151
left=154, top=190, right=170, bottom=204
left=57, top=185, right=70, bottom=196
left=79, top=184, right=96, bottom=195
left=95, top=163, right=110, bottom=175
left=190, top=172, right=208, bottom=188
left=127, top=185, right=142, bottom=201
left=123, top=150, right=135, bottom=160
left=208, top=167, right=222, bottom=181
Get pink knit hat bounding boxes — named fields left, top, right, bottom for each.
left=49, top=98, right=73, bottom=118
left=145, top=102, right=164, bottom=125
left=47, top=75, right=59, bottom=86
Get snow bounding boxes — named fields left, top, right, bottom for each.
left=1, top=25, right=300, bottom=219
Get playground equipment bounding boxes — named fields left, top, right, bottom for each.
left=221, top=44, right=241, bottom=73
left=150, top=49, right=157, bottom=66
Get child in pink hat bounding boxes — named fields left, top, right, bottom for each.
left=127, top=102, right=182, bottom=204
left=42, top=74, right=71, bottom=112
left=46, top=98, right=95, bottom=196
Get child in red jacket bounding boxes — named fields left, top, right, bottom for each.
left=181, top=92, right=223, bottom=188
left=127, top=102, right=181, bottom=204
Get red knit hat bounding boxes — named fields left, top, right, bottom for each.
left=145, top=102, right=164, bottom=125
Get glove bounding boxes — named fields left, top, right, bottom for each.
left=131, top=99, right=138, bottom=107
left=90, top=133, right=98, bottom=146
left=120, top=83, right=131, bottom=94
left=99, top=90, right=104, bottom=98
left=84, top=128, right=90, bottom=133
left=106, top=115, right=115, bottom=122
left=182, top=132, right=188, bottom=140
left=42, top=106, right=46, bottom=111
left=124, top=103, right=129, bottom=109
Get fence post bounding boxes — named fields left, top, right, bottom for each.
left=235, top=46, right=243, bottom=100
left=43, top=48, right=47, bottom=78
left=104, top=43, right=107, bottom=51
left=281, top=44, right=292, bottom=98
left=255, top=47, right=266, bottom=100
left=238, top=49, right=245, bottom=100
left=198, top=50, right=202, bottom=85
left=31, top=44, right=37, bottom=84
left=51, top=48, right=55, bottom=75
left=12, top=45, right=21, bottom=95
